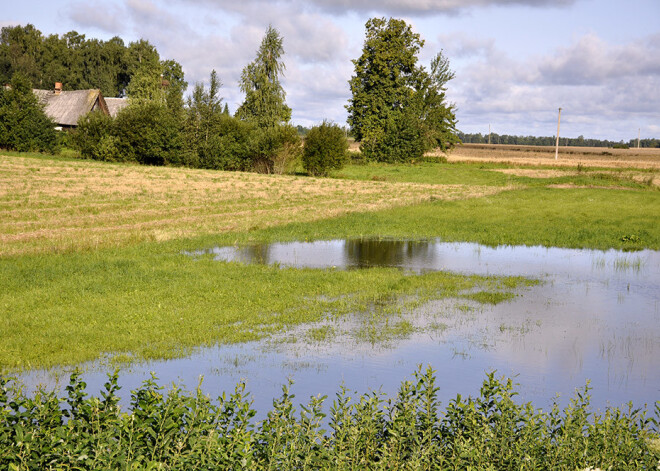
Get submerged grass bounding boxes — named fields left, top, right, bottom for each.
left=461, top=291, right=516, bottom=305
left=0, top=243, right=533, bottom=371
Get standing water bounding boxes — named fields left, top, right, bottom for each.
left=20, top=240, right=660, bottom=413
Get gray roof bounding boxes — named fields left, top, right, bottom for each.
left=105, top=97, right=129, bottom=117
left=33, top=89, right=108, bottom=127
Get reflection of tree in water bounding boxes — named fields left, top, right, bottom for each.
left=344, top=239, right=432, bottom=268
left=241, top=244, right=271, bottom=265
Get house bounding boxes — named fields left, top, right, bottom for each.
left=104, top=97, right=129, bottom=117
left=33, top=83, right=128, bottom=129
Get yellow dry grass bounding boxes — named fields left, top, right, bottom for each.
left=441, top=144, right=660, bottom=170
left=0, top=155, right=507, bottom=257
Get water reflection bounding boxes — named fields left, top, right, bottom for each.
left=344, top=239, right=435, bottom=269
left=20, top=240, right=660, bottom=414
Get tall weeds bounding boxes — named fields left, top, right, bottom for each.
left=1, top=368, right=658, bottom=469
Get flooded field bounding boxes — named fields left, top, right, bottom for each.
left=20, top=240, right=659, bottom=414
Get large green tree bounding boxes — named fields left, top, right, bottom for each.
left=347, top=17, right=458, bottom=162
left=236, top=26, right=291, bottom=128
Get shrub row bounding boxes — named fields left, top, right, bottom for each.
left=74, top=105, right=349, bottom=176
left=1, top=368, right=658, bottom=469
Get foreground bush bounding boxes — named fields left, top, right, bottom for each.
left=1, top=368, right=658, bottom=469
left=302, top=121, right=348, bottom=176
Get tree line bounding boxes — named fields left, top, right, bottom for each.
left=458, top=131, right=660, bottom=149
left=0, top=24, right=185, bottom=99
left=1, top=19, right=460, bottom=174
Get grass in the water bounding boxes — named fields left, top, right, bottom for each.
left=0, top=244, right=534, bottom=372
left=461, top=291, right=516, bottom=305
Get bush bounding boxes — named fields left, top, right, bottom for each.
left=1, top=368, right=658, bottom=469
left=248, top=124, right=302, bottom=174
left=302, top=121, right=348, bottom=176
left=74, top=111, right=119, bottom=161
left=0, top=73, right=57, bottom=153
left=114, top=102, right=182, bottom=166
left=360, top=108, right=425, bottom=163
left=196, top=115, right=256, bottom=171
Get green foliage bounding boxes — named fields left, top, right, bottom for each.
left=0, top=25, right=184, bottom=99
left=74, top=111, right=120, bottom=161
left=198, top=114, right=256, bottom=171
left=236, top=25, right=291, bottom=128
left=303, top=121, right=349, bottom=176
left=0, top=73, right=57, bottom=152
left=1, top=369, right=658, bottom=469
left=347, top=18, right=458, bottom=163
left=249, top=124, right=302, bottom=174
left=114, top=101, right=182, bottom=166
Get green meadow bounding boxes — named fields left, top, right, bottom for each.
left=1, top=152, right=659, bottom=370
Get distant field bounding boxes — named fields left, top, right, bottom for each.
left=443, top=143, right=660, bottom=170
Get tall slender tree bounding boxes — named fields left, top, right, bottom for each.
left=236, top=25, right=291, bottom=128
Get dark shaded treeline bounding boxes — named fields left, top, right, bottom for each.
left=458, top=131, right=660, bottom=148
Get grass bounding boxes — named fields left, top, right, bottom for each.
left=0, top=154, right=504, bottom=257
left=232, top=186, right=660, bottom=250
left=333, top=159, right=659, bottom=189
left=446, top=143, right=660, bottom=170
left=0, top=242, right=533, bottom=371
left=1, top=151, right=659, bottom=370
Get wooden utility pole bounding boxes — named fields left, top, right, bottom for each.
left=638, top=128, right=641, bottom=148
left=488, top=124, right=491, bottom=145
left=555, top=107, right=562, bottom=160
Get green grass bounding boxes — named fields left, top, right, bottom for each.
left=0, top=243, right=533, bottom=371
left=2, top=156, right=659, bottom=371
left=332, top=161, right=658, bottom=190
left=461, top=291, right=515, bottom=305
left=332, top=161, right=516, bottom=186
left=217, top=186, right=660, bottom=251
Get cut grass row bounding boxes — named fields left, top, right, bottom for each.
left=0, top=154, right=504, bottom=257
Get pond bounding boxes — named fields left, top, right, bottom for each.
left=20, top=239, right=660, bottom=414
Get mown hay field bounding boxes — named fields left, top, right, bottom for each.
left=443, top=143, right=660, bottom=169
left=0, top=154, right=507, bottom=257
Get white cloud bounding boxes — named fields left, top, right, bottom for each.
left=451, top=32, right=660, bottom=139
left=183, top=0, right=576, bottom=15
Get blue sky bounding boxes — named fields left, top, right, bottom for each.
left=3, top=0, right=659, bottom=140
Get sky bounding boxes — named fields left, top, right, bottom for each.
left=3, top=0, right=659, bottom=141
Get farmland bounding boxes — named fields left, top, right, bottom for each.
left=2, top=147, right=659, bottom=371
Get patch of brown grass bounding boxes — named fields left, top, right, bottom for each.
left=440, top=144, right=660, bottom=170
left=0, top=155, right=508, bottom=257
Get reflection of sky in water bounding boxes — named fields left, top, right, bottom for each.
left=20, top=241, right=660, bottom=414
